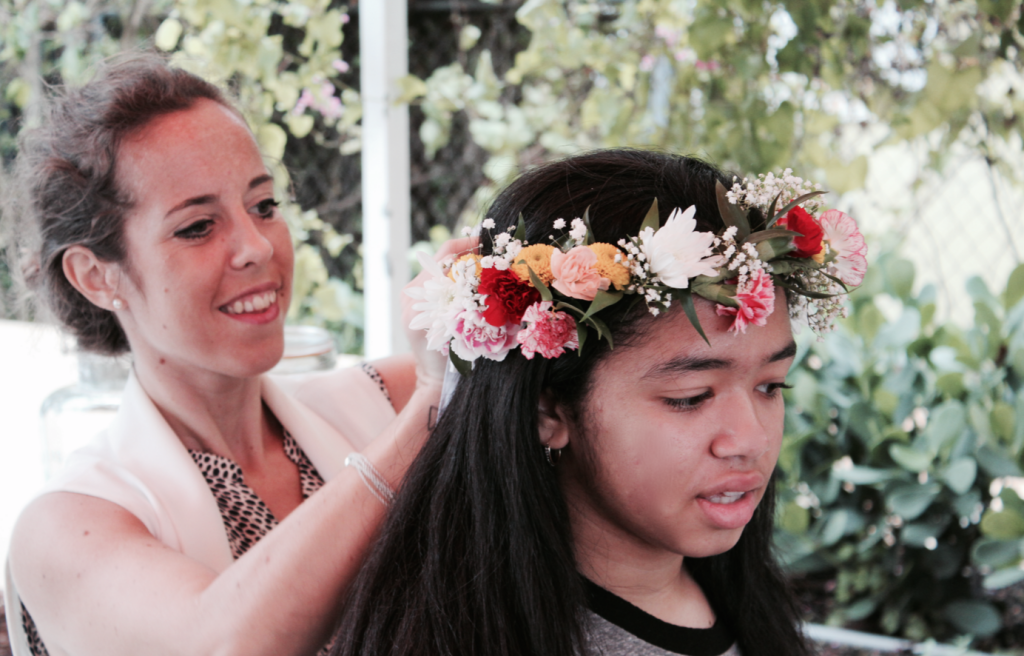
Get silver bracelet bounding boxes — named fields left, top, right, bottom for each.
left=344, top=452, right=396, bottom=507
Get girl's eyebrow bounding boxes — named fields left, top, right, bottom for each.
left=164, top=175, right=274, bottom=219
left=647, top=355, right=732, bottom=378
left=769, top=341, right=798, bottom=363
left=646, top=340, right=798, bottom=379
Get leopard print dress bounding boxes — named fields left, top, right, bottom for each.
left=22, top=364, right=391, bottom=656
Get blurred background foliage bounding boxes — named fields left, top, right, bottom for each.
left=777, top=258, right=1024, bottom=650
left=0, top=0, right=1022, bottom=648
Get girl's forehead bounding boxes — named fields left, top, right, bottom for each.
left=599, top=297, right=795, bottom=380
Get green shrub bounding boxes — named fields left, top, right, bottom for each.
left=777, top=257, right=1024, bottom=647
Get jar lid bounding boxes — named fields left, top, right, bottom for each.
left=281, top=325, right=335, bottom=359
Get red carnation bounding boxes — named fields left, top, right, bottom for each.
left=778, top=206, right=824, bottom=259
left=478, top=267, right=541, bottom=327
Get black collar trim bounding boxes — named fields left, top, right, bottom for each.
left=584, top=578, right=734, bottom=656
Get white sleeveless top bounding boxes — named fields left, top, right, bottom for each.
left=3, top=365, right=396, bottom=656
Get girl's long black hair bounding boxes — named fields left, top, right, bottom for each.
left=333, top=150, right=811, bottom=656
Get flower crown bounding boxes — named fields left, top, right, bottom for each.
left=408, top=170, right=867, bottom=373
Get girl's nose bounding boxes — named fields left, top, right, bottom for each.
left=229, top=211, right=274, bottom=270
left=710, top=394, right=771, bottom=464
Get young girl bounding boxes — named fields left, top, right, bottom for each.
left=332, top=150, right=866, bottom=656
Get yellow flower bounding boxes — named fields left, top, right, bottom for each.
left=448, top=253, right=482, bottom=281
left=511, top=244, right=555, bottom=286
left=588, top=243, right=631, bottom=290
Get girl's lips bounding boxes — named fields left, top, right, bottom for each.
left=221, top=289, right=277, bottom=315
left=696, top=488, right=762, bottom=530
left=219, top=288, right=282, bottom=325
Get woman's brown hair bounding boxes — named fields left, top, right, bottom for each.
left=14, top=52, right=230, bottom=353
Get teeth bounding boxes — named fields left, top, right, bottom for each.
left=223, top=290, right=277, bottom=315
left=704, top=491, right=745, bottom=504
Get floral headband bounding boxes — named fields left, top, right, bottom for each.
left=408, top=170, right=867, bottom=373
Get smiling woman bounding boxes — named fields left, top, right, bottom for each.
left=331, top=150, right=862, bottom=656
left=4, top=54, right=452, bottom=656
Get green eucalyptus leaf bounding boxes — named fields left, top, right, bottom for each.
left=820, top=508, right=852, bottom=546
left=523, top=263, right=553, bottom=302
left=901, top=521, right=943, bottom=547
left=754, top=236, right=798, bottom=261
left=744, top=228, right=800, bottom=244
left=1004, top=263, right=1024, bottom=310
left=691, top=280, right=738, bottom=307
left=977, top=444, right=1024, bottom=477
left=586, top=315, right=613, bottom=349
left=944, top=600, right=1002, bottom=637
left=769, top=191, right=827, bottom=224
left=765, top=191, right=781, bottom=229
left=992, top=402, right=1015, bottom=444
left=449, top=350, right=472, bottom=377
left=582, top=206, right=595, bottom=245
left=983, top=567, right=1024, bottom=591
left=971, top=538, right=1024, bottom=567
left=922, top=401, right=966, bottom=451
left=887, top=483, right=941, bottom=521
left=715, top=181, right=750, bottom=239
left=890, top=443, right=935, bottom=472
left=514, top=214, right=527, bottom=242
left=582, top=289, right=623, bottom=321
left=832, top=466, right=896, bottom=485
left=553, top=302, right=584, bottom=317
left=680, top=291, right=709, bottom=346
left=640, top=199, right=660, bottom=234
left=980, top=509, right=1024, bottom=540
left=575, top=319, right=588, bottom=354
left=942, top=457, right=977, bottom=495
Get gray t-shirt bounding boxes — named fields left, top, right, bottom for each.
left=582, top=580, right=741, bottom=656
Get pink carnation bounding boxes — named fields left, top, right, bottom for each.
left=819, top=209, right=867, bottom=287
left=449, top=309, right=519, bottom=362
left=716, top=270, right=776, bottom=334
left=517, top=302, right=580, bottom=360
left=550, top=246, right=610, bottom=301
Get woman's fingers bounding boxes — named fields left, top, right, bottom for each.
left=402, top=236, right=480, bottom=384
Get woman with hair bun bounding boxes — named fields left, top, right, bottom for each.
left=5, top=54, right=461, bottom=656
left=333, top=150, right=867, bottom=656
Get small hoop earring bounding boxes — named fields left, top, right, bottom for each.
left=112, top=298, right=124, bottom=310
left=544, top=445, right=561, bottom=467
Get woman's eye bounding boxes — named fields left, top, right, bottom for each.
left=174, top=219, right=214, bottom=240
left=757, top=382, right=792, bottom=397
left=253, top=198, right=280, bottom=219
left=664, top=391, right=713, bottom=411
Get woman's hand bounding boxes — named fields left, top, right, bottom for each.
left=402, top=236, right=479, bottom=388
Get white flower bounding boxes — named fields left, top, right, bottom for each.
left=406, top=251, right=463, bottom=352
left=481, top=218, right=495, bottom=230
left=553, top=218, right=566, bottom=229
left=494, top=232, right=511, bottom=249
left=569, top=218, right=588, bottom=243
left=641, top=205, right=725, bottom=288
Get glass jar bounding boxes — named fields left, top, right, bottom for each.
left=40, top=352, right=131, bottom=478
left=270, top=325, right=338, bottom=375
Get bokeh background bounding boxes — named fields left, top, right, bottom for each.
left=1, top=0, right=1022, bottom=652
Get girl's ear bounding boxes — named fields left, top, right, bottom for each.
left=62, top=245, right=123, bottom=311
left=538, top=392, right=571, bottom=450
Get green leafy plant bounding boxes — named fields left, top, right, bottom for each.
left=776, top=259, right=1024, bottom=648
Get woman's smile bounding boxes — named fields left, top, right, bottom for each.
left=112, top=98, right=294, bottom=380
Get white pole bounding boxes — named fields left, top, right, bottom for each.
left=359, top=0, right=411, bottom=358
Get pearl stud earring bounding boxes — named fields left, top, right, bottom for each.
left=112, top=298, right=124, bottom=310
